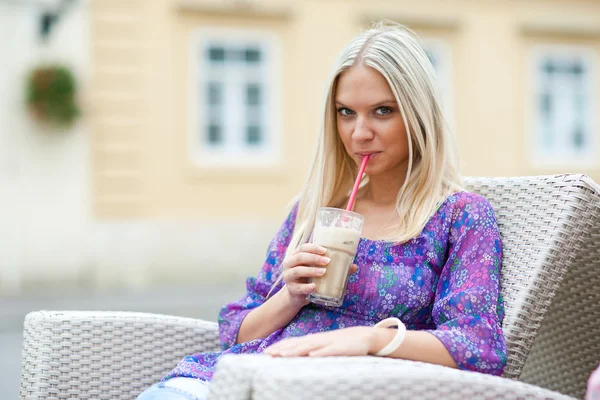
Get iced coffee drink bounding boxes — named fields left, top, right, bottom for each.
left=307, top=207, right=364, bottom=307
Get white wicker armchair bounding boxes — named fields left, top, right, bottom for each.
left=20, top=174, right=600, bottom=400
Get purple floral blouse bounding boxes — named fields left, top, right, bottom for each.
left=164, top=191, right=507, bottom=382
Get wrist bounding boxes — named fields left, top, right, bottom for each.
left=280, top=285, right=309, bottom=309
left=367, top=327, right=395, bottom=355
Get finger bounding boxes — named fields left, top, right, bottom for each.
left=286, top=340, right=332, bottom=357
left=286, top=282, right=316, bottom=295
left=278, top=332, right=332, bottom=353
left=295, top=243, right=328, bottom=255
left=350, top=264, right=358, bottom=274
left=265, top=338, right=301, bottom=355
left=279, top=343, right=324, bottom=357
left=308, top=344, right=343, bottom=357
left=264, top=347, right=282, bottom=356
left=283, top=254, right=330, bottom=273
left=292, top=253, right=331, bottom=268
left=265, top=344, right=298, bottom=356
left=265, top=334, right=319, bottom=353
left=268, top=338, right=325, bottom=357
left=285, top=266, right=327, bottom=281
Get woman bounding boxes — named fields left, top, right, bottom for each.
left=137, top=22, right=507, bottom=399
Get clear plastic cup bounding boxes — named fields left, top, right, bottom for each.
left=306, top=207, right=364, bottom=307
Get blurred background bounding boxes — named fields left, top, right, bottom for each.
left=2, top=0, right=599, bottom=398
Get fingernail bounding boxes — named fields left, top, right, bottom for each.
left=317, top=246, right=327, bottom=254
left=317, top=268, right=326, bottom=275
left=321, top=257, right=331, bottom=264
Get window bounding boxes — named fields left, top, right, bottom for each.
left=191, top=29, right=281, bottom=166
left=421, top=38, right=454, bottom=130
left=532, top=46, right=595, bottom=164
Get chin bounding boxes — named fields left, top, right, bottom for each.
left=364, top=166, right=381, bottom=176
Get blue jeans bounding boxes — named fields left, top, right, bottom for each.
left=136, top=378, right=211, bottom=400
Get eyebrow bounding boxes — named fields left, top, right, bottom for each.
left=335, top=100, right=397, bottom=108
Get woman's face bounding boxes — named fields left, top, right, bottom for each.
left=335, top=64, right=410, bottom=178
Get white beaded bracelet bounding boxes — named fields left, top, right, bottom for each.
left=373, top=317, right=407, bottom=357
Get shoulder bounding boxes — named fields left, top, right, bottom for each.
left=441, top=191, right=498, bottom=227
left=278, top=197, right=301, bottom=231
left=287, top=197, right=301, bottom=220
left=444, top=191, right=494, bottom=211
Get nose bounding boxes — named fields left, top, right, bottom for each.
left=352, top=115, right=374, bottom=141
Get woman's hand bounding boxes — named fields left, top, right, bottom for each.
left=264, top=327, right=376, bottom=357
left=281, top=243, right=357, bottom=308
left=264, top=327, right=458, bottom=369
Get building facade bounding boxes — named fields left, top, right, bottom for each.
left=88, top=0, right=600, bottom=288
left=1, top=0, right=598, bottom=293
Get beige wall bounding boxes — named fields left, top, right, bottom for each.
left=90, top=0, right=600, bottom=221
left=0, top=1, right=91, bottom=293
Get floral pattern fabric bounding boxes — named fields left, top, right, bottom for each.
left=587, top=364, right=600, bottom=400
left=164, top=191, right=507, bottom=382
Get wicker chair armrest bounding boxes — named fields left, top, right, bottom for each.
left=210, top=354, right=577, bottom=400
left=20, top=310, right=219, bottom=400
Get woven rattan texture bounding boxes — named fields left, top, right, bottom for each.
left=208, top=174, right=598, bottom=400
left=464, top=175, right=599, bottom=392
left=19, top=175, right=600, bottom=400
left=517, top=176, right=600, bottom=399
left=19, top=311, right=220, bottom=400
left=211, top=355, right=577, bottom=400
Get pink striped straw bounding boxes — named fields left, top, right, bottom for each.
left=345, top=155, right=370, bottom=211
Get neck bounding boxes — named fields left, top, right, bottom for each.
left=362, top=173, right=405, bottom=207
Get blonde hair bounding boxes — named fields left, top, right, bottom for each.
left=270, top=22, right=463, bottom=293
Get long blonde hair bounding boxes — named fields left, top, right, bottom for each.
left=272, top=22, right=463, bottom=292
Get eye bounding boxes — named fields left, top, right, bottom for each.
left=337, top=107, right=355, bottom=117
left=375, top=106, right=393, bottom=116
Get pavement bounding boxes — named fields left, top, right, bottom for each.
left=0, top=282, right=246, bottom=400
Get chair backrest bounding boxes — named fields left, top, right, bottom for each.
left=19, top=311, right=221, bottom=400
left=465, top=174, right=600, bottom=399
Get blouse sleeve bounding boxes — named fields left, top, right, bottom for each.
left=427, top=193, right=507, bottom=375
left=217, top=202, right=298, bottom=350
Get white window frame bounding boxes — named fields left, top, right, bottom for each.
left=530, top=45, right=597, bottom=167
left=189, top=28, right=282, bottom=167
left=420, top=38, right=455, bottom=132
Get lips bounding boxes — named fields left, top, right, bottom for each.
left=356, top=152, right=381, bottom=158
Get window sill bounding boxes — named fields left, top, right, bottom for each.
left=520, top=18, right=600, bottom=38
left=184, top=160, right=290, bottom=182
left=360, top=12, right=461, bottom=31
left=177, top=0, right=295, bottom=19
left=530, top=157, right=600, bottom=170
